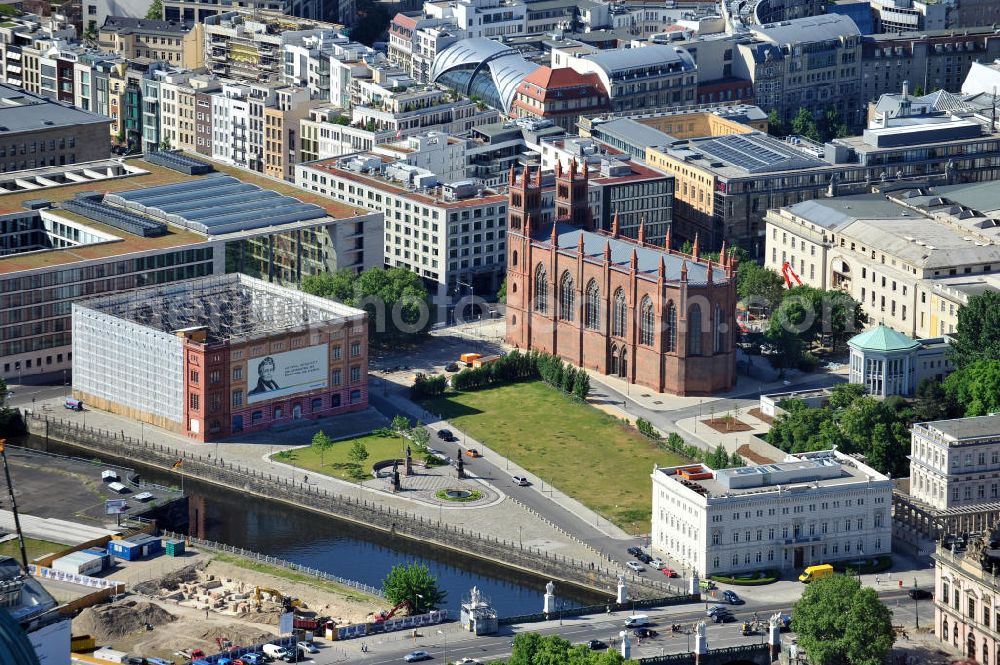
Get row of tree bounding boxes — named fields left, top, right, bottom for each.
left=635, top=418, right=744, bottom=469
left=768, top=383, right=911, bottom=477
left=438, top=350, right=591, bottom=401
left=767, top=107, right=851, bottom=143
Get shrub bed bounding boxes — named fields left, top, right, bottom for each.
left=709, top=569, right=780, bottom=586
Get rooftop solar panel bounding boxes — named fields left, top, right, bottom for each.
left=693, top=133, right=826, bottom=173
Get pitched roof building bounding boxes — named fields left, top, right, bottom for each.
left=510, top=66, right=609, bottom=132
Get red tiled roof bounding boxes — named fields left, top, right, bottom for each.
left=520, top=66, right=604, bottom=91
left=391, top=13, right=417, bottom=30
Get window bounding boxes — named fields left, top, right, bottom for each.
left=559, top=271, right=574, bottom=321
left=332, top=369, right=342, bottom=385
left=534, top=264, right=548, bottom=313
left=612, top=289, right=627, bottom=337
left=351, top=341, right=361, bottom=357
left=665, top=301, right=677, bottom=351
left=189, top=394, right=199, bottom=410
left=232, top=390, right=243, bottom=407
left=190, top=370, right=199, bottom=383
left=331, top=393, right=341, bottom=408
left=688, top=304, right=702, bottom=355
left=350, top=366, right=361, bottom=383
left=332, top=345, right=342, bottom=359
left=350, top=389, right=362, bottom=403
left=311, top=397, right=323, bottom=411
left=584, top=279, right=600, bottom=330
left=639, top=296, right=654, bottom=345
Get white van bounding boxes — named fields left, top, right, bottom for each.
left=624, top=614, right=649, bottom=627
left=262, top=643, right=289, bottom=659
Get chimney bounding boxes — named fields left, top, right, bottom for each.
left=902, top=80, right=909, bottom=99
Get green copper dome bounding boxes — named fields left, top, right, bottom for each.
left=848, top=325, right=920, bottom=352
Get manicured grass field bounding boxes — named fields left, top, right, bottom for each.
left=0, top=537, right=69, bottom=563
left=271, top=432, right=409, bottom=482
left=420, top=381, right=688, bottom=533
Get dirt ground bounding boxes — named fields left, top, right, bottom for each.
left=75, top=552, right=381, bottom=661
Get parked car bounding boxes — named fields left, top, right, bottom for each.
left=445, top=362, right=460, bottom=372
left=627, top=546, right=641, bottom=556
left=586, top=640, right=606, bottom=650
left=633, top=628, right=657, bottom=638
left=404, top=651, right=432, bottom=662
left=146, top=659, right=175, bottom=665
left=637, top=553, right=653, bottom=564
left=661, top=567, right=678, bottom=578
left=706, top=605, right=728, bottom=617
left=512, top=475, right=530, bottom=486
left=454, top=658, right=482, bottom=665
left=713, top=611, right=736, bottom=624
left=215, top=659, right=232, bottom=665
left=465, top=449, right=480, bottom=458
left=722, top=590, right=744, bottom=605
left=626, top=560, right=645, bottom=572
left=909, top=588, right=933, bottom=600
left=437, top=429, right=454, bottom=441
left=649, top=557, right=664, bottom=568
left=297, top=642, right=319, bottom=654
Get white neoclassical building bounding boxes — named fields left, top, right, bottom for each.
left=910, top=415, right=1000, bottom=512
left=651, top=449, right=893, bottom=577
left=848, top=324, right=953, bottom=397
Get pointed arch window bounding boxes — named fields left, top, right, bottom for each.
left=665, top=301, right=677, bottom=352
left=639, top=296, right=654, bottom=346
left=612, top=288, right=627, bottom=337
left=688, top=304, right=702, bottom=355
left=559, top=272, right=574, bottom=321
left=584, top=279, right=600, bottom=330
left=534, top=264, right=548, bottom=313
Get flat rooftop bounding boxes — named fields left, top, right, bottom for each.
left=0, top=84, right=108, bottom=133
left=0, top=155, right=362, bottom=275
left=921, top=415, right=1000, bottom=441
left=657, top=450, right=885, bottom=499
left=76, top=272, right=366, bottom=343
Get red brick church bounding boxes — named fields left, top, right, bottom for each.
left=504, top=160, right=737, bottom=395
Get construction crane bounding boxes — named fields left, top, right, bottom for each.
left=781, top=261, right=803, bottom=288
left=0, top=439, right=28, bottom=571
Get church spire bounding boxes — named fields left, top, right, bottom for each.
left=555, top=159, right=562, bottom=178
left=658, top=256, right=666, bottom=282
left=535, top=164, right=543, bottom=187
left=707, top=259, right=713, bottom=284
left=604, top=239, right=611, bottom=262
left=638, top=216, right=646, bottom=245
left=508, top=164, right=516, bottom=186
left=524, top=213, right=532, bottom=234
left=691, top=233, right=700, bottom=262
left=680, top=260, right=688, bottom=282
left=664, top=225, right=671, bottom=253
left=611, top=211, right=619, bottom=237
left=630, top=247, right=638, bottom=273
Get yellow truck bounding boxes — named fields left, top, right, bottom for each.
left=799, top=564, right=834, bottom=583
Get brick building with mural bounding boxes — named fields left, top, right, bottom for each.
left=504, top=161, right=737, bottom=395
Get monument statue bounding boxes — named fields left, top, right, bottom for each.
left=617, top=573, right=626, bottom=586
left=546, top=581, right=555, bottom=596
left=470, top=586, right=480, bottom=606
left=696, top=621, right=706, bottom=639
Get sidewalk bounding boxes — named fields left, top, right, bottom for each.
left=28, top=395, right=610, bottom=568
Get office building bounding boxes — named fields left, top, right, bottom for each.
left=932, top=533, right=1000, bottom=665
left=297, top=153, right=508, bottom=304
left=72, top=273, right=369, bottom=441
left=763, top=182, right=1000, bottom=339
left=509, top=66, right=610, bottom=133
left=162, top=0, right=348, bottom=26
left=0, top=155, right=381, bottom=382
left=506, top=162, right=736, bottom=395
left=0, top=83, right=110, bottom=172
left=651, top=450, right=892, bottom=577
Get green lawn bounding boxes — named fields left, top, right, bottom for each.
left=270, top=432, right=409, bottom=482
left=420, top=381, right=688, bottom=533
left=0, top=537, right=69, bottom=563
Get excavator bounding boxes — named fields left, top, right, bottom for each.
left=372, top=599, right=411, bottom=623
left=780, top=261, right=803, bottom=288
left=253, top=586, right=297, bottom=611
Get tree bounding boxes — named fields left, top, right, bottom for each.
left=497, top=277, right=507, bottom=303
left=791, top=108, right=820, bottom=142
left=828, top=383, right=866, bottom=410
left=159, top=137, right=171, bottom=151
left=311, top=430, right=334, bottom=466
left=736, top=262, right=785, bottom=314
left=302, top=267, right=430, bottom=347
left=381, top=563, right=445, bottom=614
left=145, top=0, right=163, bottom=18
left=913, top=378, right=958, bottom=422
left=348, top=438, right=369, bottom=466
left=949, top=291, right=1000, bottom=368
left=944, top=359, right=1000, bottom=417
left=767, top=109, right=785, bottom=137
left=409, top=422, right=430, bottom=451
left=704, top=444, right=741, bottom=469
left=508, top=634, right=632, bottom=665
left=391, top=414, right=410, bottom=434
left=0, top=378, right=15, bottom=435
left=793, top=575, right=894, bottom=665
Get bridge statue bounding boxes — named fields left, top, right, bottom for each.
left=695, top=620, right=708, bottom=654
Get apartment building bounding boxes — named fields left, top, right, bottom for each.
left=282, top=33, right=377, bottom=103
left=350, top=84, right=499, bottom=141
left=464, top=117, right=564, bottom=186
left=422, top=0, right=527, bottom=39
left=861, top=28, right=1000, bottom=104
left=97, top=16, right=204, bottom=69
left=297, top=153, right=508, bottom=304
left=372, top=131, right=467, bottom=183
left=732, top=14, right=863, bottom=128
left=388, top=13, right=462, bottom=83
left=203, top=11, right=341, bottom=83
left=211, top=82, right=311, bottom=180
left=158, top=70, right=220, bottom=153
left=763, top=182, right=1000, bottom=339
left=0, top=14, right=76, bottom=96
left=163, top=0, right=347, bottom=25
left=81, top=0, right=146, bottom=34
left=651, top=450, right=892, bottom=577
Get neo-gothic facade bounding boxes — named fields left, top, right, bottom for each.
left=504, top=161, right=737, bottom=395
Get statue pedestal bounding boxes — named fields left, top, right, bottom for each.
left=616, top=581, right=626, bottom=604
left=619, top=631, right=630, bottom=659
left=543, top=592, right=555, bottom=614
left=405, top=456, right=413, bottom=476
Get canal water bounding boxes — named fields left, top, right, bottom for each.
left=20, top=435, right=603, bottom=616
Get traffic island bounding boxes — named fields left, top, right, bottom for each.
left=435, top=488, right=483, bottom=502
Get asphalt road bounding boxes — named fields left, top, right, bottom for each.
left=301, top=588, right=924, bottom=664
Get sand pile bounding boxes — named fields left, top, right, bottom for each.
left=74, top=600, right=177, bottom=642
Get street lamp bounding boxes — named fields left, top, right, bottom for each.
left=913, top=577, right=920, bottom=629
left=437, top=629, right=448, bottom=663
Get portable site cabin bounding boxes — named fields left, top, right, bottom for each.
left=108, top=534, right=162, bottom=561
left=101, top=470, right=119, bottom=482
left=164, top=539, right=185, bottom=557
left=106, top=482, right=128, bottom=494
left=133, top=492, right=154, bottom=502
left=52, top=550, right=106, bottom=576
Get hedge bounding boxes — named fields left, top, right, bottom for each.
left=709, top=569, right=780, bottom=586
left=417, top=349, right=590, bottom=400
